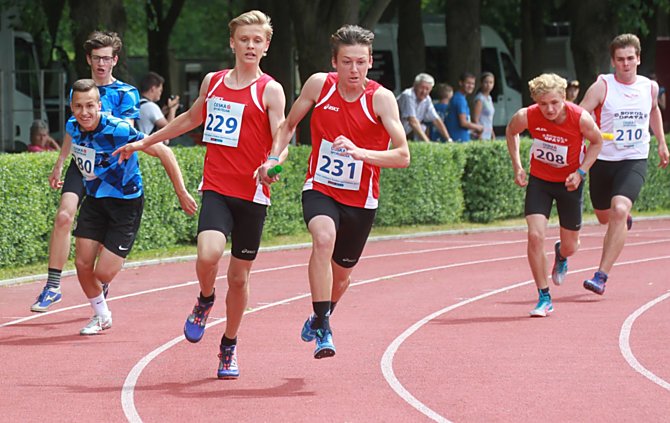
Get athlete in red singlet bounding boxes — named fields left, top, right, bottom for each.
left=506, top=73, right=602, bottom=317
left=115, top=10, right=286, bottom=379
left=259, top=25, right=410, bottom=359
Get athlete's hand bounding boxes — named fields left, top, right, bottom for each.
left=113, top=140, right=144, bottom=164
left=332, top=135, right=366, bottom=161
left=256, top=160, right=281, bottom=186
left=177, top=191, right=198, bottom=216
left=48, top=165, right=64, bottom=190
left=658, top=142, right=669, bottom=169
left=513, top=167, right=528, bottom=187
left=565, top=172, right=582, bottom=192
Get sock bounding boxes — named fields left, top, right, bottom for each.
left=220, top=335, right=237, bottom=348
left=540, top=287, right=550, bottom=296
left=199, top=290, right=215, bottom=303
left=311, top=301, right=331, bottom=330
left=46, top=268, right=62, bottom=289
left=329, top=301, right=337, bottom=314
left=89, top=292, right=110, bottom=317
left=596, top=271, right=608, bottom=282
left=556, top=249, right=567, bottom=262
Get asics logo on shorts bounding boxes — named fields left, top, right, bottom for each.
left=241, top=249, right=256, bottom=254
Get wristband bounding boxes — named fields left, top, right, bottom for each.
left=268, top=155, right=280, bottom=162
left=577, top=168, right=587, bottom=178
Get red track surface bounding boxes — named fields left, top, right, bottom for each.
left=1, top=219, right=669, bottom=422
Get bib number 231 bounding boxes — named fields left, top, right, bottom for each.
left=314, top=140, right=363, bottom=191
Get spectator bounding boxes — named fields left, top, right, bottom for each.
left=429, top=83, right=453, bottom=142
left=566, top=79, right=580, bottom=103
left=138, top=72, right=180, bottom=142
left=472, top=72, right=496, bottom=140
left=446, top=72, right=483, bottom=142
left=397, top=73, right=452, bottom=142
left=27, top=120, right=60, bottom=153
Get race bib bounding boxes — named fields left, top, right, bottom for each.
left=531, top=139, right=568, bottom=168
left=202, top=97, right=244, bottom=147
left=314, top=139, right=363, bottom=191
left=71, top=144, right=97, bottom=180
left=613, top=111, right=647, bottom=149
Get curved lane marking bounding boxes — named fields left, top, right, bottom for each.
left=381, top=254, right=670, bottom=422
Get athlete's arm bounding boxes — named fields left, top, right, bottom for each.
left=505, top=108, right=529, bottom=187
left=259, top=73, right=326, bottom=179
left=332, top=87, right=410, bottom=169
left=49, top=132, right=73, bottom=189
left=565, top=111, right=603, bottom=191
left=143, top=142, right=198, bottom=216
left=649, top=81, right=669, bottom=168
left=257, top=80, right=288, bottom=184
left=578, top=78, right=606, bottom=114
left=114, top=73, right=214, bottom=162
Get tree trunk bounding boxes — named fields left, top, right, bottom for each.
left=520, top=0, right=548, bottom=105
left=146, top=0, right=186, bottom=102
left=445, top=0, right=481, bottom=88
left=69, top=0, right=130, bottom=82
left=288, top=0, right=359, bottom=144
left=397, top=0, right=424, bottom=90
left=568, top=0, right=618, bottom=91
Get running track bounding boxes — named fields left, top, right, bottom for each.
left=1, top=219, right=669, bottom=422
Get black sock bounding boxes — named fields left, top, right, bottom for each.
left=311, top=301, right=331, bottom=329
left=220, top=335, right=237, bottom=347
left=540, top=287, right=550, bottom=295
left=329, top=301, right=337, bottom=314
left=46, top=268, right=62, bottom=289
left=199, top=290, right=215, bottom=303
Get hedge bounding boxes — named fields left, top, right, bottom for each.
left=1, top=137, right=668, bottom=268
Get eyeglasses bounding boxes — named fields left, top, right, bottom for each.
left=90, top=55, right=115, bottom=64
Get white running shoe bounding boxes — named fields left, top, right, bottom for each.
left=79, top=312, right=113, bottom=335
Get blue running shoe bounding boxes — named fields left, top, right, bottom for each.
left=217, top=345, right=239, bottom=379
left=314, top=328, right=336, bottom=359
left=301, top=314, right=317, bottom=342
left=183, top=297, right=214, bottom=343
left=31, top=286, right=62, bottom=312
left=529, top=292, right=553, bottom=317
left=102, top=283, right=109, bottom=299
left=584, top=271, right=607, bottom=295
left=551, top=241, right=568, bottom=286
left=627, top=214, right=633, bottom=231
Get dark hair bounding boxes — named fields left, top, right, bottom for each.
left=460, top=72, right=476, bottom=82
left=72, top=79, right=99, bottom=97
left=433, top=83, right=453, bottom=100
left=330, top=25, right=374, bottom=59
left=84, top=31, right=123, bottom=56
left=140, top=71, right=165, bottom=93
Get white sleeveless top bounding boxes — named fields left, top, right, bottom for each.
left=595, top=74, right=653, bottom=161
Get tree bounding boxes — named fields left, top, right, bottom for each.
left=397, top=0, right=424, bottom=89
left=445, top=0, right=481, bottom=87
left=145, top=0, right=186, bottom=101
left=520, top=0, right=549, bottom=105
left=68, top=0, right=131, bottom=82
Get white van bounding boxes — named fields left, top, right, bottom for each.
left=370, top=19, right=523, bottom=131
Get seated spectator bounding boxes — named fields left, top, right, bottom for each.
left=472, top=72, right=496, bottom=140
left=566, top=79, right=580, bottom=103
left=397, top=73, right=452, bottom=142
left=27, top=120, right=60, bottom=153
left=429, top=83, right=453, bottom=142
left=138, top=71, right=180, bottom=143
left=446, top=72, right=483, bottom=142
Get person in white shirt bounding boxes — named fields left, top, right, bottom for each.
left=579, top=33, right=669, bottom=295
left=397, top=73, right=452, bottom=142
left=138, top=72, right=180, bottom=140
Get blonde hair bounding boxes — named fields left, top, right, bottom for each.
left=528, top=73, right=567, bottom=99
left=229, top=10, right=273, bottom=41
left=610, top=33, right=641, bottom=58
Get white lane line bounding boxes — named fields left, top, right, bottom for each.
left=1, top=239, right=528, bottom=329
left=380, top=255, right=670, bottom=422
left=619, top=291, right=670, bottom=391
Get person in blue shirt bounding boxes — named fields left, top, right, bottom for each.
left=446, top=72, right=484, bottom=142
left=32, top=31, right=142, bottom=312
left=68, top=79, right=197, bottom=335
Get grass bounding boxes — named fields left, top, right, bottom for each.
left=2, top=210, right=667, bottom=282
